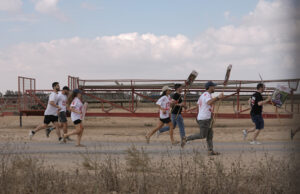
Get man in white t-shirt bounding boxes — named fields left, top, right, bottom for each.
left=185, top=81, right=224, bottom=155
left=46, top=86, right=70, bottom=140
left=29, top=82, right=63, bottom=142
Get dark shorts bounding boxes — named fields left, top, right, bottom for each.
left=58, top=111, right=67, bottom=123
left=251, top=114, right=264, bottom=130
left=160, top=117, right=171, bottom=124
left=73, top=119, right=82, bottom=125
left=44, top=115, right=58, bottom=125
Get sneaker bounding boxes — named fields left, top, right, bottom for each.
left=29, top=130, right=35, bottom=140
left=66, top=137, right=73, bottom=141
left=250, top=141, right=256, bottom=145
left=243, top=129, right=248, bottom=140
left=156, top=130, right=161, bottom=138
left=45, top=128, right=51, bottom=138
left=181, top=137, right=187, bottom=148
left=59, top=137, right=65, bottom=144
left=62, top=135, right=67, bottom=143
left=250, top=141, right=261, bottom=145
left=208, top=151, right=220, bottom=156
left=291, top=129, right=295, bottom=140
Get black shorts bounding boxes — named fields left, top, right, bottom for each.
left=44, top=115, right=58, bottom=125
left=73, top=119, right=82, bottom=125
left=160, top=117, right=171, bottom=124
left=59, top=111, right=67, bottom=123
left=251, top=114, right=264, bottom=130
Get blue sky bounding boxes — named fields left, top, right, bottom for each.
left=0, top=0, right=259, bottom=47
left=0, top=0, right=299, bottom=92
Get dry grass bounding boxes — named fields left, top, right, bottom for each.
left=0, top=144, right=299, bottom=194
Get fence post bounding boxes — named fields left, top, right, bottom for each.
left=19, top=112, right=22, bottom=127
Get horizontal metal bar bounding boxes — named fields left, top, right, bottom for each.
left=18, top=110, right=293, bottom=119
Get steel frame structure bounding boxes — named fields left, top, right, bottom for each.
left=14, top=75, right=299, bottom=123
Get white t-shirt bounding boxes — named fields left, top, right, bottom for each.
left=197, top=92, right=213, bottom=120
left=57, top=92, right=67, bottom=112
left=44, top=92, right=59, bottom=116
left=156, top=95, right=171, bottom=119
left=70, top=97, right=83, bottom=121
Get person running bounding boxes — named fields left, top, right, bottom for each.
left=242, top=83, right=271, bottom=144
left=63, top=89, right=85, bottom=147
left=156, top=84, right=187, bottom=147
left=184, top=81, right=223, bottom=155
left=46, top=86, right=71, bottom=141
left=145, top=86, right=178, bottom=145
left=29, top=82, right=63, bottom=142
left=291, top=127, right=300, bottom=140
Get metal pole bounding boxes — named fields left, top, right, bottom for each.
left=291, top=90, right=294, bottom=113
left=19, top=112, right=22, bottom=127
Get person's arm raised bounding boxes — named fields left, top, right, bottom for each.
left=207, top=93, right=224, bottom=106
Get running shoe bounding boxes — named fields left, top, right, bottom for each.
left=208, top=151, right=220, bottom=156
left=250, top=141, right=256, bottom=145
left=29, top=130, right=35, bottom=140
left=250, top=141, right=261, bottom=145
left=243, top=129, right=248, bottom=140
left=156, top=130, right=161, bottom=138
left=66, top=137, right=73, bottom=141
left=45, top=128, right=51, bottom=138
left=59, top=137, right=65, bottom=144
left=62, top=135, right=67, bottom=143
left=181, top=137, right=187, bottom=148
left=291, top=129, right=295, bottom=140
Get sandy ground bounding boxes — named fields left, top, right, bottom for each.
left=1, top=106, right=300, bottom=171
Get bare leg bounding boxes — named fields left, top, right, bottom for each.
left=64, top=124, right=81, bottom=138
left=293, top=127, right=300, bottom=134
left=34, top=123, right=48, bottom=133
left=77, top=124, right=84, bottom=146
left=291, top=127, right=300, bottom=140
left=53, top=122, right=61, bottom=138
left=167, top=122, right=175, bottom=143
left=246, top=127, right=256, bottom=134
left=253, top=130, right=260, bottom=141
left=147, top=121, right=164, bottom=138
left=62, top=123, right=68, bottom=135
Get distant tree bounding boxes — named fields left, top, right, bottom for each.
left=0, top=92, right=2, bottom=97
left=5, top=90, right=18, bottom=96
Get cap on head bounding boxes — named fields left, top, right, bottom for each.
left=73, top=89, right=82, bottom=94
left=63, top=86, right=70, bottom=91
left=205, top=81, right=217, bottom=90
left=162, top=86, right=172, bottom=92
left=174, top=83, right=182, bottom=90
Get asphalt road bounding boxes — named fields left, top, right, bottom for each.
left=1, top=141, right=299, bottom=155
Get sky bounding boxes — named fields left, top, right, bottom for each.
left=0, top=0, right=299, bottom=92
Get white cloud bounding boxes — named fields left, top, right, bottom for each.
left=0, top=14, right=38, bottom=23
left=33, top=0, right=67, bottom=21
left=0, top=0, right=299, bottom=92
left=224, top=11, right=230, bottom=20
left=0, top=0, right=23, bottom=12
left=81, top=2, right=102, bottom=11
